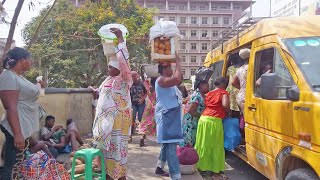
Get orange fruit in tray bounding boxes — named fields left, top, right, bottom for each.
left=158, top=43, right=165, bottom=50
left=154, top=41, right=159, bottom=48
left=165, top=45, right=171, bottom=50
left=154, top=48, right=159, bottom=53
left=158, top=49, right=165, bottom=54
left=164, top=40, right=170, bottom=46
left=165, top=50, right=171, bottom=55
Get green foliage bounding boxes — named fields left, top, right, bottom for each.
left=23, top=0, right=154, bottom=88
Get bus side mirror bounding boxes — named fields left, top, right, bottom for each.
left=260, top=73, right=278, bottom=100
left=286, top=85, right=300, bottom=101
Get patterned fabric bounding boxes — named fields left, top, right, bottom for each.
left=139, top=92, right=156, bottom=136
left=92, top=42, right=132, bottom=179
left=235, top=64, right=248, bottom=105
left=226, top=66, right=240, bottom=111
left=180, top=91, right=205, bottom=147
left=20, top=151, right=70, bottom=180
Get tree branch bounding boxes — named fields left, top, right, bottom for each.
left=38, top=33, right=100, bottom=40
left=40, top=44, right=101, bottom=58
left=27, top=0, right=58, bottom=50
left=1, top=0, right=7, bottom=5
left=3, top=0, right=24, bottom=54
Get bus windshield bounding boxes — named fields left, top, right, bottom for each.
left=283, top=37, right=320, bottom=91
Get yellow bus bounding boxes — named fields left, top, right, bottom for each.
left=204, top=16, right=320, bottom=180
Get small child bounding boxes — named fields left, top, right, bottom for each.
left=67, top=118, right=78, bottom=133
left=66, top=118, right=84, bottom=151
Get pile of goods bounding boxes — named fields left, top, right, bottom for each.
left=144, top=20, right=181, bottom=78
left=150, top=20, right=181, bottom=62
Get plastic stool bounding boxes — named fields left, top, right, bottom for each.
left=71, top=148, right=106, bottom=180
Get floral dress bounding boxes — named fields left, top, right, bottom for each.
left=226, top=66, right=240, bottom=112
left=236, top=64, right=248, bottom=105
left=138, top=91, right=156, bottom=136
left=180, top=91, right=205, bottom=147
left=92, top=42, right=132, bottom=179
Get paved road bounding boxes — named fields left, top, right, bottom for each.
left=127, top=136, right=267, bottom=180
left=224, top=151, right=267, bottom=180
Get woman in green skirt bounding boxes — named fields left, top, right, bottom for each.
left=195, top=77, right=230, bottom=179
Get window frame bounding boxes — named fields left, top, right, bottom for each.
left=180, top=17, right=187, bottom=24
left=201, top=17, right=208, bottom=24
left=191, top=56, right=197, bottom=63
left=191, top=17, right=198, bottom=24
left=201, top=43, right=208, bottom=50
left=191, top=30, right=197, bottom=37
left=253, top=47, right=295, bottom=99
left=191, top=43, right=197, bottom=50
left=201, top=30, right=208, bottom=37
left=212, top=17, right=219, bottom=24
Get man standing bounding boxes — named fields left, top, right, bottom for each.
left=129, top=71, right=147, bottom=141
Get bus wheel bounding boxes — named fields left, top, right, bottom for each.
left=285, top=168, right=319, bottom=180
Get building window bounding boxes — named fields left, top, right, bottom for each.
left=191, top=30, right=197, bottom=37
left=201, top=56, right=206, bottom=62
left=191, top=43, right=197, bottom=50
left=202, top=43, right=208, bottom=50
left=191, top=17, right=198, bottom=24
left=201, top=30, right=208, bottom=37
left=212, top=30, right=219, bottom=37
left=180, top=43, right=186, bottom=50
left=211, top=6, right=218, bottom=11
left=169, top=16, right=176, bottom=22
left=191, top=68, right=197, bottom=75
left=169, top=6, right=175, bottom=10
left=182, top=68, right=186, bottom=75
left=191, top=56, right=197, bottom=63
left=179, top=6, right=185, bottom=10
left=223, top=17, right=230, bottom=25
left=191, top=6, right=196, bottom=11
left=234, top=6, right=241, bottom=10
left=158, top=16, right=164, bottom=20
left=180, top=30, right=186, bottom=36
left=201, top=17, right=208, bottom=24
left=181, top=56, right=186, bottom=63
left=157, top=5, right=164, bottom=10
left=200, top=6, right=207, bottom=11
left=180, top=17, right=186, bottom=24
left=212, top=17, right=219, bottom=24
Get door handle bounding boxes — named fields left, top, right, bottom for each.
left=248, top=104, right=257, bottom=111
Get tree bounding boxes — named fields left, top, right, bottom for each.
left=23, top=0, right=154, bottom=88
left=2, top=0, right=24, bottom=59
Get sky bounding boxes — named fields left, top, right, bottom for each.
left=0, top=0, right=270, bottom=47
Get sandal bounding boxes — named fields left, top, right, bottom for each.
left=155, top=167, right=170, bottom=177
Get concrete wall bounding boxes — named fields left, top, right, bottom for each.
left=0, top=88, right=94, bottom=137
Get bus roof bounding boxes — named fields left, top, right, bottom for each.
left=204, top=15, right=320, bottom=67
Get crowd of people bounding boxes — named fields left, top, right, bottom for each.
left=0, top=27, right=253, bottom=180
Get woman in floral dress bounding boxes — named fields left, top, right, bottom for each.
left=180, top=81, right=209, bottom=147
left=139, top=78, right=157, bottom=146
left=92, top=28, right=132, bottom=180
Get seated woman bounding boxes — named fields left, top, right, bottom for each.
left=195, top=77, right=230, bottom=180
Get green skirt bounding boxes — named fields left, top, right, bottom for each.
left=195, top=116, right=225, bottom=173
